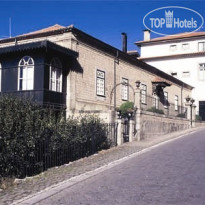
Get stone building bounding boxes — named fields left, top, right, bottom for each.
left=136, top=30, right=205, bottom=120
left=0, top=24, right=192, bottom=123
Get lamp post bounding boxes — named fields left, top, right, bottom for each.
left=135, top=80, right=141, bottom=90
left=186, top=96, right=195, bottom=127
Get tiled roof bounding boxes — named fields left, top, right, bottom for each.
left=0, top=40, right=78, bottom=58
left=18, top=24, right=68, bottom=37
left=139, top=51, right=205, bottom=60
left=136, top=31, right=205, bottom=45
left=152, top=77, right=172, bottom=86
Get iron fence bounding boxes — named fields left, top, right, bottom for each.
left=1, top=122, right=118, bottom=179
left=141, top=94, right=187, bottom=118
left=105, top=123, right=118, bottom=147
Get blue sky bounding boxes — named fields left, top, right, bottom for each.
left=0, top=0, right=205, bottom=51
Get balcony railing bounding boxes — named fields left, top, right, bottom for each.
left=0, top=89, right=66, bottom=109
left=141, top=94, right=187, bottom=118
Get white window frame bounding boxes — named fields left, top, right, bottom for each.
left=182, top=71, right=190, bottom=78
left=182, top=43, right=189, bottom=50
left=49, top=58, right=63, bottom=92
left=170, top=45, right=177, bottom=51
left=198, top=42, right=205, bottom=52
left=141, top=84, right=147, bottom=104
left=153, top=94, right=159, bottom=109
left=96, top=69, right=105, bottom=96
left=175, top=95, right=178, bottom=111
left=121, top=78, right=128, bottom=101
left=199, top=63, right=205, bottom=81
left=164, top=91, right=168, bottom=109
left=18, top=56, right=34, bottom=91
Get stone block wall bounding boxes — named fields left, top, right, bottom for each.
left=140, top=110, right=189, bottom=140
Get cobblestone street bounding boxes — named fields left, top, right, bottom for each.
left=0, top=127, right=201, bottom=205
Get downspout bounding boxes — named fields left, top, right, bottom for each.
left=181, top=83, right=184, bottom=113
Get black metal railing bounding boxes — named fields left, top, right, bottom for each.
left=141, top=94, right=187, bottom=118
left=0, top=89, right=66, bottom=109
left=0, top=122, right=118, bottom=179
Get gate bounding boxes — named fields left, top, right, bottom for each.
left=122, top=118, right=130, bottom=142
left=106, top=123, right=118, bottom=147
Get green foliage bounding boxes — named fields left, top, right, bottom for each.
left=147, top=107, right=164, bottom=114
left=119, top=101, right=134, bottom=118
left=195, top=114, right=202, bottom=121
left=176, top=113, right=186, bottom=118
left=0, top=96, right=109, bottom=179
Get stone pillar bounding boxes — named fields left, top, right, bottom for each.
left=185, top=104, right=191, bottom=128
left=117, top=119, right=123, bottom=145
left=192, top=105, right=196, bottom=127
left=108, top=109, right=115, bottom=124
left=129, top=119, right=134, bottom=142
left=134, top=88, right=141, bottom=141
left=185, top=103, right=196, bottom=128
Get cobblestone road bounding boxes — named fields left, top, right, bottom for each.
left=0, top=127, right=202, bottom=205
left=30, top=128, right=205, bottom=205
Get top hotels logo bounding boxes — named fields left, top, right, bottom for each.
left=143, top=6, right=204, bottom=36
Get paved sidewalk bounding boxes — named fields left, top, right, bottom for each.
left=0, top=127, right=202, bottom=205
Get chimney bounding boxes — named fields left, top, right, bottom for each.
left=143, top=29, right=150, bottom=41
left=121, top=32, right=127, bottom=53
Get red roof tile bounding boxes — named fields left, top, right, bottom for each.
left=152, top=77, right=172, bottom=86
left=136, top=31, right=205, bottom=45
left=18, top=24, right=68, bottom=37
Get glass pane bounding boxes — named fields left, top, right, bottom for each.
left=51, top=80, right=56, bottom=91
left=22, top=79, right=26, bottom=90
left=19, top=79, right=22, bottom=90
left=51, top=68, right=56, bottom=79
left=27, top=79, right=33, bottom=90
left=22, top=67, right=27, bottom=79
left=28, top=58, right=34, bottom=65
left=27, top=66, right=33, bottom=79
left=19, top=67, right=23, bottom=78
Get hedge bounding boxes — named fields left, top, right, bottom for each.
left=0, top=96, right=110, bottom=179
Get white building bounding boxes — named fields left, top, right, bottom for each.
left=136, top=30, right=205, bottom=120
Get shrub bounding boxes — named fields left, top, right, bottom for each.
left=0, top=96, right=110, bottom=179
left=119, top=101, right=134, bottom=118
left=176, top=113, right=186, bottom=118
left=195, top=114, right=202, bottom=121
left=147, top=107, right=164, bottom=114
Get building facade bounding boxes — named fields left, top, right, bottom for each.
left=137, top=30, right=205, bottom=120
left=0, top=25, right=192, bottom=122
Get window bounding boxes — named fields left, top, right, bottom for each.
left=182, top=71, right=190, bottom=78
left=18, top=56, right=34, bottom=90
left=164, top=91, right=168, bottom=108
left=171, top=72, right=177, bottom=77
left=170, top=45, right=177, bottom=51
left=49, top=58, right=62, bottom=92
left=198, top=42, right=205, bottom=52
left=199, top=63, right=205, bottom=81
left=182, top=43, right=189, bottom=50
left=141, top=84, right=147, bottom=104
left=121, top=78, right=128, bottom=100
left=175, top=95, right=178, bottom=111
left=153, top=94, right=159, bottom=109
left=0, top=63, right=1, bottom=92
left=96, top=70, right=105, bottom=96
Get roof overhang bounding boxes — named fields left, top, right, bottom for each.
left=0, top=40, right=78, bottom=58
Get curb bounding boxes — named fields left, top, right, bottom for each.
left=11, top=128, right=199, bottom=205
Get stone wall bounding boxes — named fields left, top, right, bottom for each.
left=140, top=110, right=189, bottom=140
left=195, top=121, right=205, bottom=127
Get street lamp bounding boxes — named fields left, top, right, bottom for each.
left=186, top=96, right=195, bottom=127
left=135, top=80, right=141, bottom=89
left=116, top=109, right=122, bottom=119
